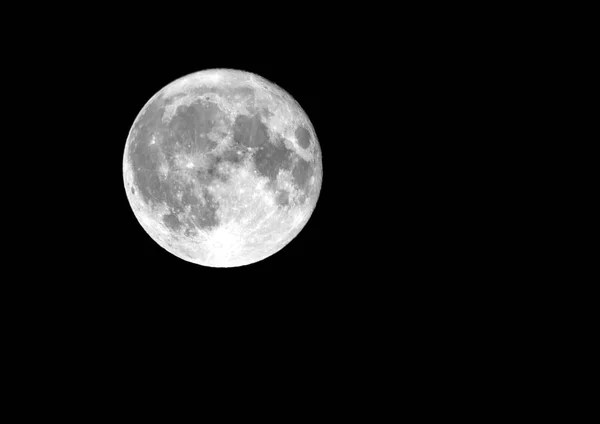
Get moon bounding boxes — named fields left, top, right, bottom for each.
left=123, top=69, right=322, bottom=267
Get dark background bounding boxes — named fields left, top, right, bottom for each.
left=4, top=11, right=567, bottom=408
left=6, top=11, right=530, bottom=394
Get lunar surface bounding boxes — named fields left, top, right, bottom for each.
left=123, top=69, right=322, bottom=267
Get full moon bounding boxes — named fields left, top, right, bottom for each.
left=123, top=69, right=322, bottom=267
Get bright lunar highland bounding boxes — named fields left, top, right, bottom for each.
left=123, top=69, right=322, bottom=267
